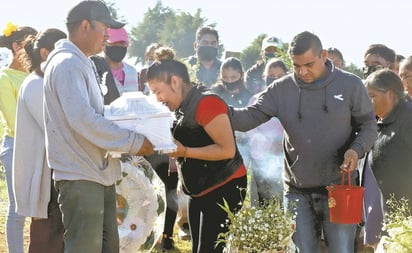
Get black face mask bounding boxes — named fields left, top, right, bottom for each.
left=105, top=46, right=127, bottom=62
left=223, top=79, right=243, bottom=91
left=266, top=77, right=276, bottom=85
left=197, top=46, right=218, bottom=61
left=363, top=65, right=383, bottom=79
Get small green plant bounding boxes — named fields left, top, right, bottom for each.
left=380, top=196, right=412, bottom=253
left=217, top=196, right=295, bottom=253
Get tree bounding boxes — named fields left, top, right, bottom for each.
left=128, top=2, right=216, bottom=65
left=103, top=0, right=126, bottom=23
left=160, top=9, right=207, bottom=58
left=240, top=34, right=266, bottom=70
left=240, top=34, right=292, bottom=71
left=344, top=63, right=363, bottom=79
left=128, top=2, right=175, bottom=64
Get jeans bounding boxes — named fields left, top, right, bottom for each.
left=0, top=136, right=26, bottom=253
left=55, top=180, right=119, bottom=253
left=284, top=191, right=356, bottom=253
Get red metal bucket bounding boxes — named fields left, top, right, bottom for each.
left=326, top=171, right=364, bottom=224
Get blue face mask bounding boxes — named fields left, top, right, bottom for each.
left=264, top=53, right=276, bottom=62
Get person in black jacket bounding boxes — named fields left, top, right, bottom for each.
left=146, top=46, right=247, bottom=253
left=211, top=57, right=252, bottom=108
left=90, top=55, right=120, bottom=105
left=245, top=35, right=283, bottom=94
left=185, top=26, right=222, bottom=88
left=363, top=69, right=412, bottom=249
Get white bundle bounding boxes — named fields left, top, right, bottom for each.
left=104, top=92, right=176, bottom=155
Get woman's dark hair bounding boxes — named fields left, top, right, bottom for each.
left=221, top=57, right=243, bottom=75
left=23, top=28, right=67, bottom=73
left=0, top=26, right=37, bottom=51
left=265, top=58, right=288, bottom=74
left=365, top=69, right=404, bottom=100
left=146, top=46, right=191, bottom=84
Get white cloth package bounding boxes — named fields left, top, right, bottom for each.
left=104, top=92, right=176, bottom=155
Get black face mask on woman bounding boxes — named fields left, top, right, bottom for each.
left=222, top=79, right=243, bottom=91
left=197, top=46, right=218, bottom=61
left=105, top=46, right=127, bottom=62
left=266, top=77, right=276, bottom=85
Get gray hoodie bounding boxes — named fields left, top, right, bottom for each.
left=231, top=62, right=377, bottom=190
left=43, top=39, right=144, bottom=186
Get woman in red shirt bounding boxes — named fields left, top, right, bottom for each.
left=147, top=47, right=247, bottom=253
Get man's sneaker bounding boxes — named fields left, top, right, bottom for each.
left=161, top=234, right=174, bottom=251
left=178, top=223, right=191, bottom=241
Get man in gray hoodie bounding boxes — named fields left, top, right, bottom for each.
left=230, top=31, right=377, bottom=253
left=42, top=1, right=153, bottom=252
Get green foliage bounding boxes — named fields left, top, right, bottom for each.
left=129, top=2, right=175, bottom=64
left=381, top=196, right=412, bottom=253
left=128, top=2, right=215, bottom=64
left=103, top=0, right=126, bottom=23
left=160, top=9, right=205, bottom=59
left=240, top=34, right=292, bottom=72
left=275, top=44, right=292, bottom=71
left=344, top=63, right=363, bottom=79
left=240, top=34, right=266, bottom=70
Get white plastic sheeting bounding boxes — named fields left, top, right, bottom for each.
left=105, top=92, right=177, bottom=155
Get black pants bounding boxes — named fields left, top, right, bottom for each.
left=146, top=154, right=178, bottom=237
left=29, top=181, right=64, bottom=253
left=189, top=176, right=247, bottom=253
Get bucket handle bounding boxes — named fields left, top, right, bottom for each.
left=341, top=170, right=352, bottom=187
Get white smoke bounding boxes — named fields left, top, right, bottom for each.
left=236, top=117, right=285, bottom=201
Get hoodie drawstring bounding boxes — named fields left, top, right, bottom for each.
left=297, top=87, right=302, bottom=120
left=297, top=86, right=329, bottom=121
left=323, top=86, right=329, bottom=113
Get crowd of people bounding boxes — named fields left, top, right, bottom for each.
left=0, top=1, right=411, bottom=253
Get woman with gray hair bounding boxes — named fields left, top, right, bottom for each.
left=363, top=68, right=412, bottom=249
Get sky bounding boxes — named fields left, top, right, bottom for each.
left=1, top=0, right=411, bottom=68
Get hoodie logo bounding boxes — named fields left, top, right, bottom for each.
left=333, top=94, right=344, bottom=101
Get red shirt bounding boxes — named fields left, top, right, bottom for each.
left=191, top=96, right=246, bottom=196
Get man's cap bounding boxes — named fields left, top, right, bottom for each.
left=107, top=28, right=129, bottom=44
left=66, top=0, right=125, bottom=29
left=262, top=36, right=283, bottom=51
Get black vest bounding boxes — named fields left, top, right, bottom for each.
left=173, top=84, right=243, bottom=196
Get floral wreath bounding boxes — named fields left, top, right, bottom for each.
left=116, top=156, right=166, bottom=253
left=2, top=22, right=18, bottom=37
